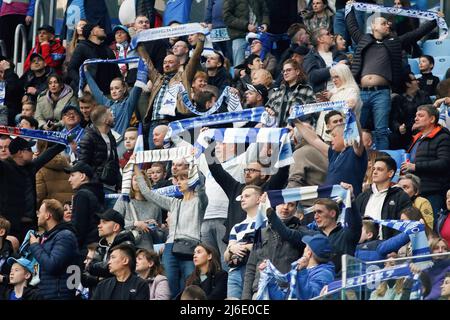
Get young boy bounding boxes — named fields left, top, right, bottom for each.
left=0, top=217, right=14, bottom=286
left=119, top=127, right=138, bottom=169
left=146, top=162, right=171, bottom=189
left=418, top=55, right=440, bottom=96
left=14, top=101, right=36, bottom=125
left=3, top=257, right=39, bottom=300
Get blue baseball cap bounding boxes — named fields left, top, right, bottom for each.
left=302, top=234, right=332, bottom=260
left=7, top=257, right=35, bottom=274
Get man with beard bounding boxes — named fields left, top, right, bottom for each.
left=78, top=105, right=121, bottom=193
left=68, top=23, right=121, bottom=95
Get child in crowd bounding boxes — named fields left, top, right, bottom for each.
left=418, top=55, right=440, bottom=96
left=119, top=127, right=138, bottom=169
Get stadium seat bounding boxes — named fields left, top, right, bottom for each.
left=422, top=39, right=450, bottom=56
left=408, top=58, right=420, bottom=75
left=432, top=56, right=450, bottom=80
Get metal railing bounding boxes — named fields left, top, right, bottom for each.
left=49, top=0, right=56, bottom=27
left=13, top=24, right=28, bottom=77
left=0, top=40, right=6, bottom=57
left=32, top=0, right=45, bottom=42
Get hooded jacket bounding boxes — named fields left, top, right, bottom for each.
left=71, top=182, right=105, bottom=254
left=24, top=37, right=66, bottom=74
left=36, top=154, right=73, bottom=207
left=35, top=85, right=77, bottom=129
left=29, top=222, right=80, bottom=300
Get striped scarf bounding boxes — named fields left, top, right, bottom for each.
left=166, top=107, right=276, bottom=139
left=255, top=260, right=299, bottom=300
left=106, top=185, right=183, bottom=199
left=0, top=126, right=69, bottom=145
left=160, top=84, right=242, bottom=117
left=345, top=2, right=448, bottom=40
left=195, top=128, right=293, bottom=168
left=288, top=100, right=360, bottom=146
left=439, top=104, right=450, bottom=130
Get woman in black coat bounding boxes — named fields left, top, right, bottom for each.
left=185, top=243, right=228, bottom=300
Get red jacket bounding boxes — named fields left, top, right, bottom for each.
left=24, top=37, right=66, bottom=74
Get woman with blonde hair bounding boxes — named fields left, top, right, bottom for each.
left=316, top=63, right=362, bottom=141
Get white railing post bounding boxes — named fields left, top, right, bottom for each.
left=32, top=0, right=45, bottom=42
left=13, top=24, right=28, bottom=77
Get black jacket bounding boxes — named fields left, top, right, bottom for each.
left=19, top=66, right=54, bottom=101
left=303, top=47, right=347, bottom=93
left=188, top=270, right=228, bottom=300
left=0, top=239, right=14, bottom=283
left=407, top=126, right=450, bottom=196
left=72, top=182, right=105, bottom=256
left=91, top=274, right=149, bottom=300
left=207, top=67, right=231, bottom=95
left=355, top=185, right=412, bottom=239
left=0, top=143, right=66, bottom=239
left=0, top=285, right=41, bottom=300
left=68, top=40, right=121, bottom=95
left=78, top=126, right=121, bottom=188
left=1, top=67, right=22, bottom=125
left=242, top=215, right=305, bottom=300
left=346, top=7, right=437, bottom=93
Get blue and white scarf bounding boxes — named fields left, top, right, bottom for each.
left=439, top=104, right=450, bottom=130
left=195, top=128, right=293, bottom=168
left=0, top=81, right=5, bottom=106
left=0, top=126, right=69, bottom=145
left=288, top=100, right=360, bottom=146
left=78, top=57, right=145, bottom=96
left=166, top=107, right=277, bottom=139
left=106, top=185, right=183, bottom=199
left=255, top=260, right=299, bottom=300
left=160, top=84, right=242, bottom=117
left=345, top=2, right=448, bottom=40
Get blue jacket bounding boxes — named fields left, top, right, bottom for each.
left=205, top=0, right=225, bottom=28
left=355, top=232, right=410, bottom=262
left=29, top=222, right=80, bottom=300
left=267, top=262, right=335, bottom=300
left=85, top=70, right=141, bottom=137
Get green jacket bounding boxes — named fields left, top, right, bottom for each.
left=223, top=0, right=270, bottom=40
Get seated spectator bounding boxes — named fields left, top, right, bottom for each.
left=30, top=199, right=80, bottom=300
left=301, top=0, right=334, bottom=33
left=114, top=171, right=163, bottom=251
left=0, top=135, right=11, bottom=160
left=234, top=54, right=264, bottom=97
left=0, top=217, right=14, bottom=287
left=63, top=200, right=72, bottom=222
left=0, top=59, right=21, bottom=126
left=15, top=100, right=36, bottom=125
left=436, top=189, right=450, bottom=244
left=180, top=285, right=207, bottom=300
left=119, top=127, right=138, bottom=169
left=370, top=254, right=405, bottom=300
left=440, top=272, right=450, bottom=300
left=92, top=243, right=149, bottom=300
left=24, top=25, right=65, bottom=75
left=397, top=174, right=434, bottom=231
left=205, top=50, right=231, bottom=95
left=148, top=162, right=171, bottom=189
left=246, top=34, right=277, bottom=77
left=35, top=140, right=73, bottom=208
left=60, top=105, right=85, bottom=162
left=244, top=84, right=268, bottom=109
left=191, top=71, right=208, bottom=100
left=251, top=69, right=274, bottom=92
left=35, top=74, right=77, bottom=130
left=261, top=233, right=335, bottom=300
left=110, top=25, right=132, bottom=78
left=78, top=92, right=96, bottom=128
left=355, top=155, right=412, bottom=239
left=185, top=244, right=228, bottom=300
left=0, top=257, right=40, bottom=300
left=135, top=248, right=170, bottom=300
left=418, top=55, right=440, bottom=97
left=19, top=53, right=54, bottom=102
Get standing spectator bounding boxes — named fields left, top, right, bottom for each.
left=134, top=165, right=207, bottom=299
left=19, top=53, right=54, bottom=102
left=0, top=137, right=65, bottom=241
left=78, top=105, right=121, bottom=192
left=0, top=217, right=14, bottom=288
left=24, top=25, right=66, bottom=75
left=345, top=1, right=439, bottom=150
left=0, top=0, right=35, bottom=58
left=1, top=257, right=40, bottom=300
left=78, top=92, right=96, bottom=128
left=205, top=50, right=231, bottom=95
left=355, top=156, right=411, bottom=239
left=171, top=40, right=190, bottom=70
left=65, top=19, right=87, bottom=73
left=397, top=174, right=434, bottom=231
left=60, top=105, right=85, bottom=162
left=135, top=248, right=171, bottom=300
left=29, top=199, right=80, bottom=300
left=185, top=244, right=228, bottom=300
left=35, top=74, right=77, bottom=130
left=267, top=59, right=315, bottom=127
left=223, top=0, right=269, bottom=66
left=35, top=140, right=73, bottom=208
left=440, top=273, right=450, bottom=300
left=418, top=55, right=440, bottom=97
left=92, top=243, right=149, bottom=300
left=0, top=59, right=22, bottom=126
left=246, top=34, right=277, bottom=76
left=402, top=105, right=450, bottom=216
left=302, top=0, right=334, bottom=34
left=0, top=135, right=11, bottom=160
left=119, top=127, right=138, bottom=169
left=205, top=0, right=232, bottom=61
left=244, top=84, right=268, bottom=109
left=110, top=25, right=132, bottom=78
left=65, top=162, right=104, bottom=259
left=68, top=23, right=120, bottom=96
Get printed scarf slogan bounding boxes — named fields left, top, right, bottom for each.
left=0, top=126, right=69, bottom=145
left=345, top=2, right=448, bottom=40
left=288, top=100, right=359, bottom=146
left=166, top=107, right=277, bottom=139
left=195, top=128, right=294, bottom=168
left=78, top=57, right=146, bottom=96
left=159, top=84, right=242, bottom=117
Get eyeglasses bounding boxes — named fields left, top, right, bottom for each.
left=244, top=168, right=261, bottom=174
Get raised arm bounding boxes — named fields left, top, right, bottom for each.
left=85, top=70, right=111, bottom=106
left=345, top=4, right=363, bottom=44
left=294, top=120, right=329, bottom=158
left=136, top=173, right=175, bottom=211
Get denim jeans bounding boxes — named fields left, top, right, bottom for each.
left=425, top=193, right=446, bottom=225
left=227, top=265, right=246, bottom=299
left=162, top=242, right=195, bottom=299
left=201, top=218, right=229, bottom=271
left=360, top=89, right=391, bottom=150
left=232, top=38, right=247, bottom=67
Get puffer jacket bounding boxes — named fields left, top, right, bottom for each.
left=77, top=126, right=120, bottom=188
left=223, top=0, right=270, bottom=40
left=29, top=222, right=80, bottom=300
left=35, top=85, right=77, bottom=129
left=36, top=154, right=73, bottom=207
left=407, top=126, right=450, bottom=196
